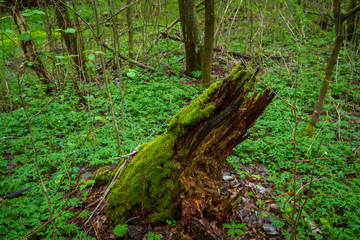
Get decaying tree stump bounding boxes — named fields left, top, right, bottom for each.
left=97, top=63, right=275, bottom=227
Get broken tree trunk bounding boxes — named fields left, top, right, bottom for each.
left=99, top=63, right=275, bottom=226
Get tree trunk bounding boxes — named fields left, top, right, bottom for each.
left=10, top=6, right=52, bottom=88
left=54, top=0, right=84, bottom=94
left=346, top=0, right=360, bottom=44
left=201, top=0, right=215, bottom=87
left=178, top=0, right=202, bottom=76
left=126, top=0, right=134, bottom=59
left=307, top=0, right=360, bottom=135
left=100, top=63, right=275, bottom=226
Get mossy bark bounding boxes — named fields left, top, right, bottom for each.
left=105, top=63, right=275, bottom=225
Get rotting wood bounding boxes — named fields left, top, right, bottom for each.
left=96, top=63, right=275, bottom=230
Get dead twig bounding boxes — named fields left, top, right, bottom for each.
left=103, top=43, right=156, bottom=72
left=84, top=144, right=140, bottom=226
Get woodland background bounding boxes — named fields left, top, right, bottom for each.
left=0, top=0, right=359, bottom=239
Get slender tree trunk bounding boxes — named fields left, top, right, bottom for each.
left=346, top=0, right=360, bottom=44
left=99, top=63, right=275, bottom=228
left=10, top=7, right=52, bottom=88
left=245, top=0, right=252, bottom=53
left=108, top=0, right=125, bottom=128
left=92, top=0, right=122, bottom=156
left=201, top=0, right=215, bottom=87
left=127, top=0, right=134, bottom=59
left=42, top=5, right=61, bottom=90
left=307, top=0, right=360, bottom=134
left=178, top=0, right=201, bottom=76
left=54, top=0, right=84, bottom=94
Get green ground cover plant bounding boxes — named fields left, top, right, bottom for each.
left=0, top=0, right=359, bottom=239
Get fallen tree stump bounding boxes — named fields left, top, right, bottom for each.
left=95, top=63, right=275, bottom=228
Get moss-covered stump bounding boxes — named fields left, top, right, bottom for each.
left=106, top=63, right=275, bottom=225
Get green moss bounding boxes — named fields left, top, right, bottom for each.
left=225, top=62, right=245, bottom=81
left=92, top=165, right=117, bottom=186
left=107, top=132, right=178, bottom=224
left=168, top=81, right=221, bottom=135
left=301, top=123, right=315, bottom=137
left=225, top=63, right=255, bottom=92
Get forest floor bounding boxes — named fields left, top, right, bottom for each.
left=63, top=59, right=323, bottom=240
left=70, top=162, right=287, bottom=239
left=62, top=61, right=287, bottom=240
left=1, top=39, right=359, bottom=239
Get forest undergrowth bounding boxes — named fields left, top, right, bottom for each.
left=0, top=0, right=359, bottom=239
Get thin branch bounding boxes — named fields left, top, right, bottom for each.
left=103, top=43, right=156, bottom=72
left=342, top=4, right=360, bottom=22
left=84, top=144, right=140, bottom=226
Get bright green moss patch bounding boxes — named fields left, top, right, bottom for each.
left=107, top=132, right=177, bottom=224
left=225, top=62, right=246, bottom=81
left=225, top=63, right=255, bottom=92
left=168, top=81, right=221, bottom=134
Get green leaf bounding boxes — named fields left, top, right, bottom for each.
left=223, top=223, right=232, bottom=229
left=19, top=32, right=31, bottom=41
left=32, top=10, right=45, bottom=15
left=22, top=13, right=32, bottom=17
left=227, top=229, right=236, bottom=237
left=127, top=71, right=136, bottom=78
left=85, top=62, right=93, bottom=68
left=88, top=54, right=95, bottom=61
left=54, top=174, right=63, bottom=184
left=64, top=28, right=76, bottom=33
left=56, top=55, right=66, bottom=59
left=95, top=50, right=106, bottom=55
left=87, top=180, right=95, bottom=186
left=320, top=218, right=328, bottom=224
left=5, top=29, right=14, bottom=35
left=79, top=210, right=90, bottom=219
left=114, top=224, right=128, bottom=237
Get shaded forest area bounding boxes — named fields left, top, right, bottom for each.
left=0, top=0, right=360, bottom=239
